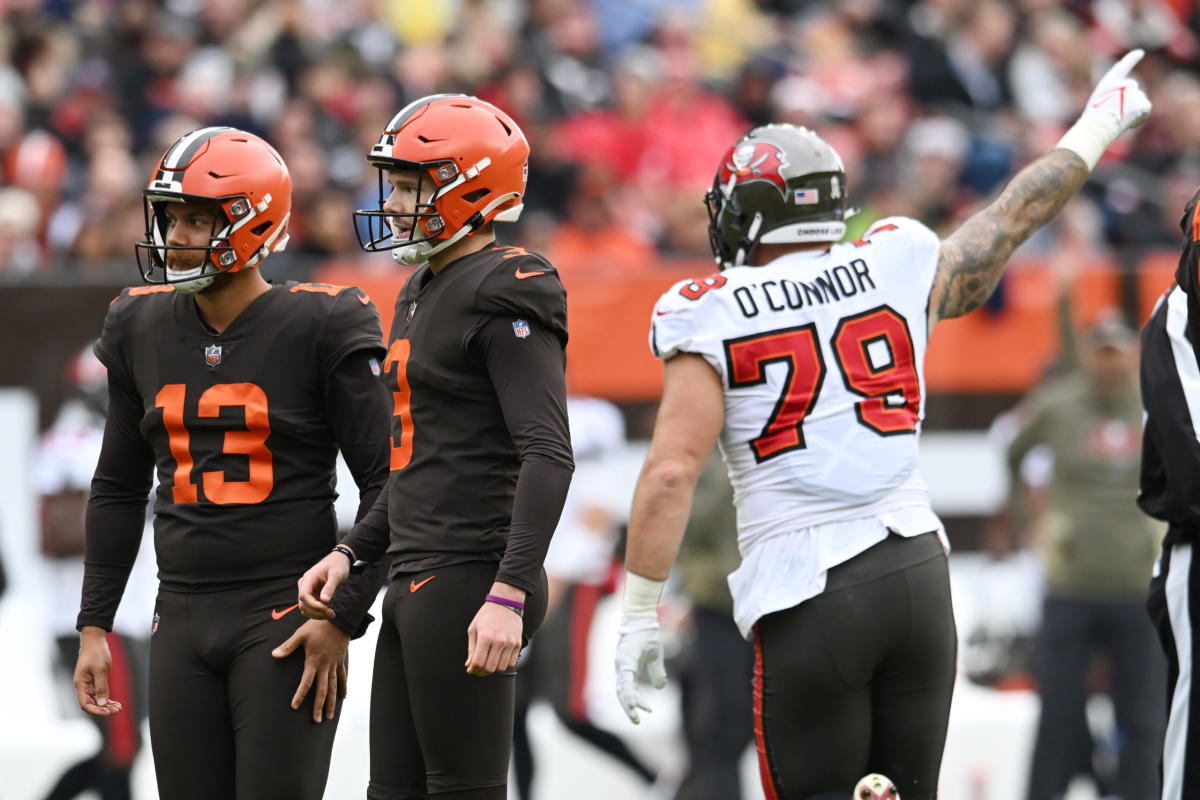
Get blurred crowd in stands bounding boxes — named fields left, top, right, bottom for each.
left=1, top=0, right=1199, bottom=285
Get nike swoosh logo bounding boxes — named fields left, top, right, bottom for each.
left=515, top=268, right=546, bottom=280
left=271, top=603, right=299, bottom=620
left=1091, top=86, right=1126, bottom=116
left=655, top=308, right=672, bottom=316
left=410, top=575, right=436, bottom=593
left=357, top=292, right=370, bottom=305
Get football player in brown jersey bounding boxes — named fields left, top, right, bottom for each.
left=297, top=94, right=574, bottom=799
left=73, top=127, right=393, bottom=799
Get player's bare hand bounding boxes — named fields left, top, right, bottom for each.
left=74, top=626, right=124, bottom=717
left=272, top=618, right=349, bottom=722
left=614, top=611, right=668, bottom=724
left=298, top=552, right=351, bottom=620
left=465, top=601, right=523, bottom=676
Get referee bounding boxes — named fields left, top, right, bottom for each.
left=1139, top=186, right=1200, bottom=799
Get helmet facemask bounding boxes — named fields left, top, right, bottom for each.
left=354, top=162, right=458, bottom=266
left=137, top=195, right=242, bottom=294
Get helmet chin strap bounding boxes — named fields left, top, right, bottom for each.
left=392, top=192, right=522, bottom=266
left=170, top=263, right=216, bottom=294
left=393, top=240, right=436, bottom=266
left=393, top=227, right=472, bottom=266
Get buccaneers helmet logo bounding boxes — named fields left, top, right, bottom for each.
left=719, top=142, right=789, bottom=196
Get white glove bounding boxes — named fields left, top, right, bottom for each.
left=1057, top=49, right=1152, bottom=170
left=614, top=611, right=668, bottom=724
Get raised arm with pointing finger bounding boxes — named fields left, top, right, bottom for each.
left=613, top=51, right=1151, bottom=799
left=929, top=50, right=1152, bottom=327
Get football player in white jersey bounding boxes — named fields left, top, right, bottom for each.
left=613, top=51, right=1152, bottom=800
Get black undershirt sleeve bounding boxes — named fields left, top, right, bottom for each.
left=339, top=484, right=391, bottom=566
left=476, top=316, right=574, bottom=595
left=78, top=369, right=154, bottom=632
left=321, top=349, right=392, bottom=638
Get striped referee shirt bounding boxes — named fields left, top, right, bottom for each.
left=1140, top=285, right=1200, bottom=546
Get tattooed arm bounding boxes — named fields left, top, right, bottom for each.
left=928, top=49, right=1151, bottom=329
left=928, top=150, right=1089, bottom=327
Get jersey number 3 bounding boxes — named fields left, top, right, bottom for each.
left=724, top=305, right=920, bottom=462
left=383, top=338, right=414, bottom=470
left=155, top=383, right=273, bottom=504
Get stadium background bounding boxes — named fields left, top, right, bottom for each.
left=0, top=0, right=1195, bottom=797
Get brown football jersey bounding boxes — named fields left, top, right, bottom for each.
left=93, top=281, right=386, bottom=589
left=378, top=242, right=570, bottom=575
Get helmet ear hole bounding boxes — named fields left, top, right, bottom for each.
left=250, top=221, right=272, bottom=236
left=462, top=188, right=490, bottom=203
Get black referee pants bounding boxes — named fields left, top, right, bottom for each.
left=1148, top=541, right=1200, bottom=799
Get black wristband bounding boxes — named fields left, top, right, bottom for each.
left=332, top=544, right=356, bottom=564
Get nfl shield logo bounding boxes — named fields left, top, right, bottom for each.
left=151, top=612, right=159, bottom=635
left=407, top=301, right=417, bottom=321
left=369, top=357, right=382, bottom=377
left=513, top=319, right=531, bottom=339
left=205, top=344, right=222, bottom=367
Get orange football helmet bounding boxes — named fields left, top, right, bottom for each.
left=354, top=94, right=529, bottom=265
left=136, top=127, right=292, bottom=293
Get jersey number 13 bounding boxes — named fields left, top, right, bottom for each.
left=155, top=383, right=273, bottom=504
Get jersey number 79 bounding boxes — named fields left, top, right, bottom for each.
left=723, top=305, right=920, bottom=462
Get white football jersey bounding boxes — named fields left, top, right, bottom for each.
left=651, top=217, right=947, bottom=633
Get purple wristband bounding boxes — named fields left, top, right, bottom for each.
left=485, top=594, right=525, bottom=616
